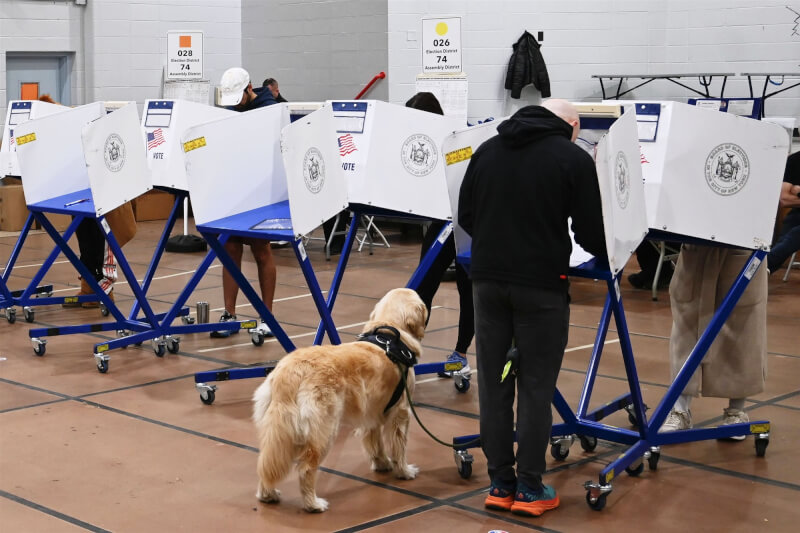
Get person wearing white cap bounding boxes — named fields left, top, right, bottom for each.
left=210, top=67, right=278, bottom=339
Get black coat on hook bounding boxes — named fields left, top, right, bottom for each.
left=505, top=31, right=551, bottom=99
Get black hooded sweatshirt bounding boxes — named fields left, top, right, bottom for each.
left=458, top=105, right=607, bottom=292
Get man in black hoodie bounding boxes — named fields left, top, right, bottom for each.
left=458, top=99, right=606, bottom=516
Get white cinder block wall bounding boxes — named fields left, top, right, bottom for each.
left=388, top=0, right=800, bottom=123
left=241, top=0, right=389, bottom=102
left=1, top=0, right=241, bottom=127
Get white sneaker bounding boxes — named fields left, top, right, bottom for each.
left=720, top=408, right=749, bottom=441
left=660, top=409, right=692, bottom=432
left=256, top=321, right=274, bottom=338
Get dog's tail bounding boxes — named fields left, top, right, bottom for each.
left=253, top=377, right=296, bottom=486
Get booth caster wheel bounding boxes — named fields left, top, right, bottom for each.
left=584, top=481, right=612, bottom=512
left=181, top=315, right=195, bottom=325
left=586, top=491, right=608, bottom=511
left=5, top=308, right=16, bottom=324
left=167, top=337, right=180, bottom=354
left=755, top=435, right=769, bottom=457
left=549, top=435, right=574, bottom=461
left=100, top=303, right=110, bottom=317
left=152, top=339, right=166, bottom=357
left=197, top=384, right=217, bottom=405
left=454, top=449, right=474, bottom=479
left=32, top=338, right=46, bottom=356
left=454, top=376, right=470, bottom=393
left=251, top=331, right=265, bottom=347
left=23, top=307, right=35, bottom=323
left=96, top=358, right=109, bottom=373
left=625, top=461, right=644, bottom=477
left=646, top=447, right=661, bottom=470
left=579, top=435, right=598, bottom=452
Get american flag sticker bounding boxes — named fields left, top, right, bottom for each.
left=8, top=129, right=13, bottom=147
left=337, top=133, right=357, bottom=156
left=147, top=128, right=165, bottom=150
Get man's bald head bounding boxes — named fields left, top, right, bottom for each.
left=542, top=98, right=580, bottom=142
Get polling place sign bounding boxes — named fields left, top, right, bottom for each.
left=422, top=17, right=462, bottom=73
left=167, top=31, right=203, bottom=80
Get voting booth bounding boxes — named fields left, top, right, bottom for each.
left=13, top=102, right=160, bottom=371
left=1, top=100, right=67, bottom=177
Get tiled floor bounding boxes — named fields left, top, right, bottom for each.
left=1, top=218, right=798, bottom=532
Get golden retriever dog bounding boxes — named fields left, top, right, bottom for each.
left=252, top=288, right=427, bottom=512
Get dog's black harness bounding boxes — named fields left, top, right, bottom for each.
left=357, top=325, right=418, bottom=413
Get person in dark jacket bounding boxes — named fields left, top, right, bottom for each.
left=458, top=99, right=606, bottom=517
left=210, top=67, right=278, bottom=339
left=262, top=77, right=288, bottom=103
left=505, top=31, right=550, bottom=99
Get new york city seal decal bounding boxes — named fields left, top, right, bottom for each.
left=103, top=133, right=126, bottom=173
left=303, top=147, right=325, bottom=194
left=704, top=143, right=750, bottom=196
left=614, top=150, right=630, bottom=209
left=401, top=134, right=437, bottom=177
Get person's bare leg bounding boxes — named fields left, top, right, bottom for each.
left=250, top=240, right=276, bottom=311
left=222, top=240, right=245, bottom=314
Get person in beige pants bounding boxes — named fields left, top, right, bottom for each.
left=661, top=244, right=768, bottom=440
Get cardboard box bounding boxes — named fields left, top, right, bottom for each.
left=0, top=176, right=28, bottom=231
left=133, top=189, right=174, bottom=221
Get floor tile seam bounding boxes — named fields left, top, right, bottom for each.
left=695, top=388, right=800, bottom=427
left=659, top=455, right=800, bottom=492
left=0, top=488, right=111, bottom=533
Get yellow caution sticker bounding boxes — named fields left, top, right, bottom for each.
left=750, top=423, right=770, bottom=434
left=444, top=362, right=463, bottom=372
left=240, top=320, right=257, bottom=329
left=445, top=146, right=472, bottom=166
left=97, top=344, right=109, bottom=353
left=63, top=296, right=79, bottom=304
left=16, top=132, right=36, bottom=146
left=183, top=136, right=206, bottom=153
left=604, top=469, right=615, bottom=483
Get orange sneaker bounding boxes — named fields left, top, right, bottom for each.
left=484, top=483, right=515, bottom=511
left=510, top=483, right=560, bottom=517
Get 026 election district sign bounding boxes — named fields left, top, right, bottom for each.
left=167, top=30, right=204, bottom=80
left=422, top=17, right=462, bottom=74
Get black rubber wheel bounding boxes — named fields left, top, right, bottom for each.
left=647, top=451, right=660, bottom=470
left=200, top=389, right=215, bottom=405
left=586, top=492, right=607, bottom=511
left=251, top=333, right=265, bottom=347
left=24, top=309, right=35, bottom=323
left=755, top=437, right=769, bottom=457
left=550, top=443, right=569, bottom=461
left=33, top=343, right=46, bottom=356
left=100, top=304, right=110, bottom=317
left=625, top=462, right=644, bottom=477
left=579, top=435, right=598, bottom=452
left=457, top=460, right=472, bottom=479
left=454, top=378, right=470, bottom=393
left=167, top=339, right=180, bottom=354
left=628, top=411, right=638, bottom=427
left=153, top=343, right=166, bottom=357
left=97, top=359, right=109, bottom=373
left=6, top=311, right=16, bottom=324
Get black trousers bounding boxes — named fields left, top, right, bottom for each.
left=473, top=279, right=569, bottom=490
left=414, top=221, right=474, bottom=353
left=75, top=218, right=106, bottom=282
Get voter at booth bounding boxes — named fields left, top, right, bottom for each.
left=262, top=77, right=288, bottom=103
left=210, top=67, right=278, bottom=338
left=661, top=244, right=768, bottom=436
left=767, top=151, right=800, bottom=273
left=405, top=91, right=475, bottom=379
left=459, top=99, right=606, bottom=516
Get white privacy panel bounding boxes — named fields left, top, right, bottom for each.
left=595, top=109, right=648, bottom=274
left=281, top=106, right=349, bottom=237
left=14, top=102, right=105, bottom=207
left=616, top=101, right=788, bottom=249
left=181, top=103, right=290, bottom=226
left=142, top=99, right=234, bottom=191
left=82, top=102, right=151, bottom=216
left=441, top=120, right=501, bottom=258
left=1, top=100, right=68, bottom=177
left=332, top=100, right=464, bottom=220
